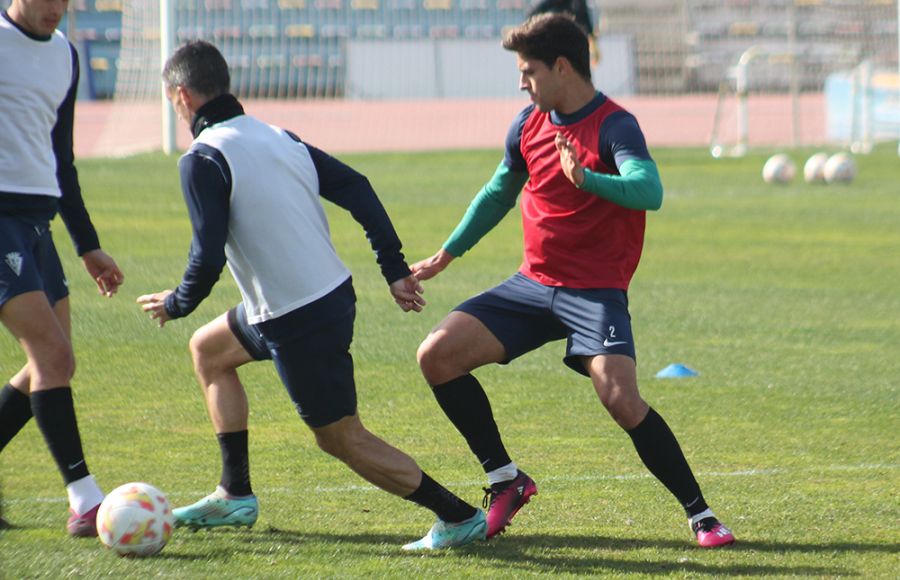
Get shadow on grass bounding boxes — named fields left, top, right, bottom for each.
left=177, top=525, right=887, bottom=576
left=2, top=520, right=891, bottom=575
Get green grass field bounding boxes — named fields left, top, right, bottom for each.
left=1, top=145, right=898, bottom=578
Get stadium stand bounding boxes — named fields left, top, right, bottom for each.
left=603, top=0, right=898, bottom=94
left=6, top=0, right=893, bottom=105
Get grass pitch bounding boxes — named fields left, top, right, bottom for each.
left=1, top=144, right=898, bottom=577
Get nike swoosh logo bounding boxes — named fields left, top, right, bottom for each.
left=603, top=339, right=628, bottom=347
left=67, top=460, right=85, bottom=470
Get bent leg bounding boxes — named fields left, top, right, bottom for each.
left=417, top=312, right=514, bottom=474
left=584, top=354, right=648, bottom=429
left=189, top=311, right=257, bottom=497
left=170, top=311, right=261, bottom=529
left=585, top=354, right=708, bottom=517
left=1, top=291, right=74, bottom=390
left=312, top=414, right=421, bottom=496
left=312, top=414, right=478, bottom=526
left=189, top=312, right=255, bottom=433
left=0, top=374, right=31, bottom=452
left=0, top=295, right=74, bottom=450
left=1, top=293, right=103, bottom=527
left=417, top=311, right=506, bottom=385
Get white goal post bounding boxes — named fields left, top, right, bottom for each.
left=161, top=0, right=176, bottom=155
left=703, top=0, right=900, bottom=157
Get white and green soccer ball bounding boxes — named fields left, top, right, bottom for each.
left=97, top=482, right=175, bottom=557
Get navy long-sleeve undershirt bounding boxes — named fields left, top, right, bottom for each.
left=165, top=135, right=410, bottom=320
left=0, top=36, right=100, bottom=256
left=54, top=44, right=99, bottom=255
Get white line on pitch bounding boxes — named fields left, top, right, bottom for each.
left=6, top=463, right=896, bottom=504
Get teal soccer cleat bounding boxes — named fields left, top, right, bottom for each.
left=402, top=510, right=487, bottom=550
left=173, top=486, right=258, bottom=530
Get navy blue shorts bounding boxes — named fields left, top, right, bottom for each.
left=455, top=272, right=635, bottom=377
left=0, top=215, right=69, bottom=309
left=227, top=278, right=358, bottom=428
left=227, top=303, right=271, bottom=362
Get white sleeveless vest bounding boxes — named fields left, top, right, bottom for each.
left=0, top=21, right=73, bottom=196
left=191, top=116, right=350, bottom=323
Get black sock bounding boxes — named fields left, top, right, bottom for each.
left=432, top=374, right=511, bottom=473
left=0, top=384, right=33, bottom=453
left=218, top=430, right=252, bottom=496
left=30, top=387, right=90, bottom=485
left=405, top=471, right=477, bottom=523
left=626, top=407, right=709, bottom=517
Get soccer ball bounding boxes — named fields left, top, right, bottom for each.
left=803, top=152, right=829, bottom=183
left=823, top=152, right=857, bottom=184
left=97, top=482, right=175, bottom=557
left=762, top=154, right=796, bottom=184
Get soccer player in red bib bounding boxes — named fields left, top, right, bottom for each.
left=412, top=13, right=735, bottom=548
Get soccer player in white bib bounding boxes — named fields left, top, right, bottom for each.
left=136, top=41, right=486, bottom=550
left=0, top=0, right=124, bottom=537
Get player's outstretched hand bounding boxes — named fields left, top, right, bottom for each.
left=390, top=275, right=426, bottom=313
left=82, top=249, right=124, bottom=297
left=410, top=248, right=454, bottom=282
left=555, top=132, right=585, bottom=187
left=136, top=290, right=174, bottom=327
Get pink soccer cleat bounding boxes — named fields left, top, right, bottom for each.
left=67, top=504, right=100, bottom=537
left=482, top=470, right=537, bottom=538
left=693, top=517, right=735, bottom=548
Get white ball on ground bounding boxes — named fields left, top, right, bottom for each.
left=823, top=153, right=857, bottom=184
left=97, top=482, right=175, bottom=557
left=762, top=154, right=796, bottom=184
left=803, top=152, right=829, bottom=183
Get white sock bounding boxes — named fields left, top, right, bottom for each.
left=66, top=475, right=104, bottom=515
left=486, top=462, right=518, bottom=486
left=214, top=485, right=254, bottom=499
left=689, top=508, right=716, bottom=529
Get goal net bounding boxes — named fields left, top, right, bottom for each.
left=21, top=0, right=898, bottom=156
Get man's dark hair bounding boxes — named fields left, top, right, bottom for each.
left=527, top=0, right=594, bottom=38
left=162, top=40, right=230, bottom=97
left=502, top=12, right=591, bottom=81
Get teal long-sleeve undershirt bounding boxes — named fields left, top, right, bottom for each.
left=444, top=162, right=527, bottom=258
left=443, top=158, right=663, bottom=258
left=578, top=158, right=663, bottom=211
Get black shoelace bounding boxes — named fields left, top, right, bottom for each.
left=693, top=517, right=719, bottom=533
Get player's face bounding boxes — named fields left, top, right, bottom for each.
left=166, top=86, right=192, bottom=124
left=9, top=0, right=68, bottom=36
left=516, top=55, right=562, bottom=113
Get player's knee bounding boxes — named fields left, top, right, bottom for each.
left=416, top=335, right=453, bottom=385
left=314, top=419, right=367, bottom=461
left=605, top=391, right=646, bottom=428
left=34, top=342, right=75, bottom=384
left=58, top=348, right=76, bottom=382
left=595, top=379, right=643, bottom=425
left=314, top=429, right=351, bottom=460
left=188, top=328, right=216, bottom=374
